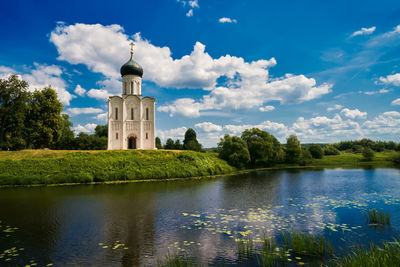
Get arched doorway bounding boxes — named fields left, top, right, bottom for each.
left=128, top=136, right=137, bottom=149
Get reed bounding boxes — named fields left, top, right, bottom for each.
left=366, top=209, right=391, bottom=227
left=282, top=231, right=333, bottom=257
left=333, top=241, right=400, bottom=267
left=157, top=253, right=195, bottom=267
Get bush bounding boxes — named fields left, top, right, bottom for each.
left=392, top=152, right=400, bottom=167
left=362, top=147, right=374, bottom=161
left=299, top=149, right=312, bottom=166
left=309, top=144, right=324, bottom=159
left=323, top=144, right=340, bottom=155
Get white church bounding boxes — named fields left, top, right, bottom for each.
left=107, top=43, right=156, bottom=150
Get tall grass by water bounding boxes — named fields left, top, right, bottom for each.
left=0, top=150, right=235, bottom=186
left=333, top=241, right=400, bottom=267
left=282, top=230, right=333, bottom=257
left=157, top=253, right=195, bottom=267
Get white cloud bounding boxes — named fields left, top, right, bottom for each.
left=73, top=123, right=97, bottom=134
left=363, top=111, right=400, bottom=135
left=327, top=104, right=342, bottom=112
left=392, top=98, right=400, bottom=105
left=219, top=17, right=238, bottom=24
left=364, top=88, right=390, bottom=95
left=66, top=107, right=103, bottom=116
left=340, top=108, right=367, bottom=119
left=94, top=112, right=108, bottom=122
left=74, top=84, right=86, bottom=96
left=379, top=73, right=400, bottom=86
left=156, top=126, right=188, bottom=142
left=259, top=105, right=275, bottom=112
left=188, top=0, right=199, bottom=8
left=195, top=122, right=222, bottom=132
left=50, top=23, right=332, bottom=117
left=186, top=9, right=193, bottom=17
left=0, top=66, right=16, bottom=79
left=351, top=26, right=376, bottom=37
left=158, top=73, right=332, bottom=117
left=224, top=120, right=288, bottom=138
left=87, top=89, right=111, bottom=100
left=22, top=63, right=74, bottom=106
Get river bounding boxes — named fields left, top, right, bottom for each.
left=0, top=168, right=399, bottom=266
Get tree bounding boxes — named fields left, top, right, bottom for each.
left=0, top=75, right=30, bottom=150
left=25, top=87, right=63, bottom=148
left=155, top=137, right=163, bottom=149
left=309, top=144, right=324, bottom=159
left=241, top=128, right=283, bottom=167
left=285, top=135, right=301, bottom=163
left=362, top=147, right=374, bottom=161
left=94, top=124, right=108, bottom=138
left=52, top=114, right=75, bottom=149
left=183, top=128, right=202, bottom=151
left=164, top=138, right=175, bottom=149
left=218, top=134, right=250, bottom=169
left=174, top=139, right=183, bottom=150
left=299, top=149, right=312, bottom=166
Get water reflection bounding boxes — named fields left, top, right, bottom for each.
left=0, top=168, right=399, bottom=266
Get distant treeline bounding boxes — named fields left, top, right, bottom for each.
left=217, top=128, right=400, bottom=169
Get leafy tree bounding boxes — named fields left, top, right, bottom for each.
left=309, top=144, right=324, bottom=159
left=323, top=144, right=340, bottom=155
left=0, top=75, right=30, bottom=150
left=52, top=114, right=75, bottom=149
left=285, top=135, right=301, bottom=163
left=299, top=149, right=312, bottom=166
left=164, top=138, right=175, bottom=149
left=94, top=124, right=108, bottom=137
left=362, top=147, right=374, bottom=161
left=25, top=87, right=63, bottom=148
left=174, top=139, right=183, bottom=150
left=183, top=128, right=202, bottom=151
left=155, top=137, right=163, bottom=149
left=218, top=134, right=250, bottom=169
left=241, top=128, right=283, bottom=167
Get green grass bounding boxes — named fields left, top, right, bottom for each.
left=309, top=152, right=396, bottom=168
left=366, top=209, right=391, bottom=228
left=333, top=241, right=400, bottom=267
left=0, top=150, right=235, bottom=186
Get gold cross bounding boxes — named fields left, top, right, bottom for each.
left=130, top=42, right=135, bottom=55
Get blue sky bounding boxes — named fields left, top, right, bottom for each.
left=1, top=0, right=400, bottom=147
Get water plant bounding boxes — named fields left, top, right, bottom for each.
left=333, top=241, right=400, bottom=267
left=365, top=209, right=391, bottom=227
left=282, top=231, right=333, bottom=257
left=157, top=253, right=195, bottom=267
left=237, top=237, right=255, bottom=260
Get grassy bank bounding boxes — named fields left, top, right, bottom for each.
left=0, top=150, right=396, bottom=186
left=0, top=150, right=235, bottom=186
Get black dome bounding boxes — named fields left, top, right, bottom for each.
left=120, top=56, right=143, bottom=77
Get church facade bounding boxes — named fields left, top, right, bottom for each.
left=107, top=43, right=156, bottom=150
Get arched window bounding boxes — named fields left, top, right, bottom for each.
left=131, top=81, right=134, bottom=94
left=146, top=133, right=148, bottom=139
left=146, top=108, right=149, bottom=120
left=131, top=108, right=134, bottom=120
left=124, top=82, right=127, bottom=94
left=115, top=108, right=118, bottom=120
left=116, top=133, right=118, bottom=139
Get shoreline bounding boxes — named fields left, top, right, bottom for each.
left=0, top=163, right=396, bottom=189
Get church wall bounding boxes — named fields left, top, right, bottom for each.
left=141, top=98, right=155, bottom=149
left=108, top=97, right=123, bottom=150
left=122, top=75, right=142, bottom=95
